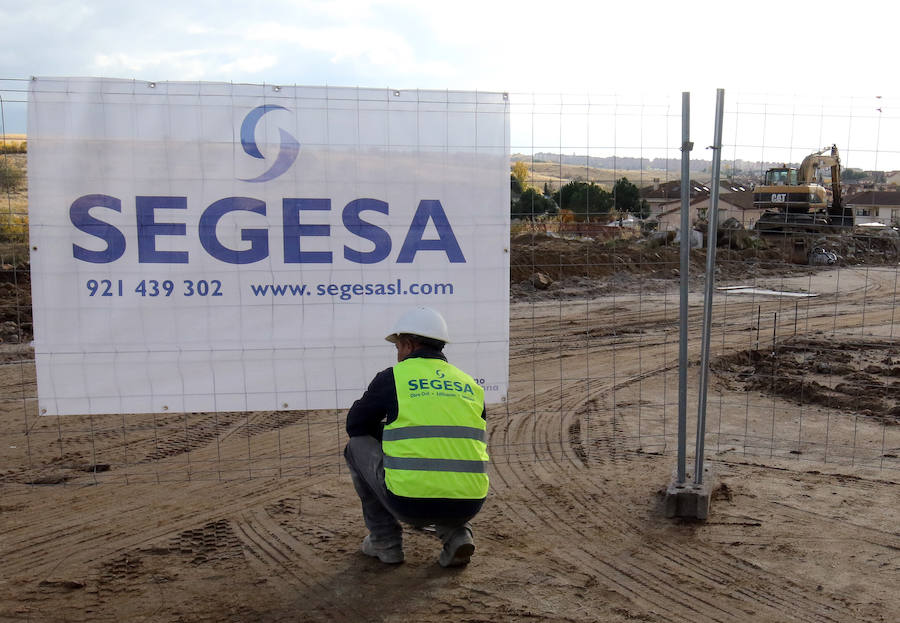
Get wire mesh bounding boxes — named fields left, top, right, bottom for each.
left=1, top=79, right=898, bottom=487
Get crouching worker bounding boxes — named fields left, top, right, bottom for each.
left=344, top=306, right=488, bottom=567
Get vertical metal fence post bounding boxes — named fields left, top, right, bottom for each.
left=677, top=92, right=692, bottom=485
left=694, top=88, right=725, bottom=486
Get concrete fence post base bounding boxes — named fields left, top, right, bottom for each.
left=664, top=467, right=715, bottom=520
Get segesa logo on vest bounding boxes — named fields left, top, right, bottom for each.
left=68, top=106, right=466, bottom=266
left=408, top=368, right=477, bottom=401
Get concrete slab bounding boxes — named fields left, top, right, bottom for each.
left=664, top=466, right=715, bottom=520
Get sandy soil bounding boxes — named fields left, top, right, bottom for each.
left=1, top=237, right=899, bottom=622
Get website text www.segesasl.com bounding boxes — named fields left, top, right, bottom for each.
left=249, top=279, right=455, bottom=301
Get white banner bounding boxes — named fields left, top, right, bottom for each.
left=28, top=78, right=509, bottom=415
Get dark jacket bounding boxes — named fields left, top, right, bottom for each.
left=346, top=347, right=487, bottom=521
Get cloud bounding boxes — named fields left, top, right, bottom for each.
left=218, top=54, right=279, bottom=75
left=92, top=50, right=222, bottom=81
left=2, top=0, right=895, bottom=99
left=243, top=21, right=452, bottom=78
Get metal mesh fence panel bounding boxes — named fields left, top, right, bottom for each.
left=1, top=80, right=898, bottom=487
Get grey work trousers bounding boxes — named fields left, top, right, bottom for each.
left=343, top=435, right=473, bottom=550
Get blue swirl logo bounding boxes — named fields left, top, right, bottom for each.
left=239, top=105, right=300, bottom=183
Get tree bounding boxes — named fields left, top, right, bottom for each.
left=613, top=177, right=650, bottom=219
left=510, top=173, right=523, bottom=196
left=511, top=160, right=529, bottom=190
left=513, top=187, right=556, bottom=220
left=842, top=168, right=866, bottom=182
left=552, top=180, right=612, bottom=220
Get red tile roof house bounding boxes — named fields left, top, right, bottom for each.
left=642, top=180, right=707, bottom=229
left=642, top=179, right=709, bottom=208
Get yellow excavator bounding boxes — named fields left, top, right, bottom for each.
left=753, top=144, right=852, bottom=233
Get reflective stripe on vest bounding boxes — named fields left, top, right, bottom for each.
left=384, top=358, right=488, bottom=500
left=383, top=456, right=487, bottom=473
left=382, top=425, right=486, bottom=442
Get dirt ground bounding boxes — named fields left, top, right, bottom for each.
left=1, top=234, right=899, bottom=622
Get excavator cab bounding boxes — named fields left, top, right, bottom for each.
left=764, top=168, right=798, bottom=186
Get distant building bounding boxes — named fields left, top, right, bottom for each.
left=654, top=190, right=765, bottom=231
left=641, top=179, right=711, bottom=203
left=843, top=190, right=900, bottom=226
left=640, top=180, right=713, bottom=226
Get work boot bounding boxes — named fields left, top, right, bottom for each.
left=361, top=535, right=404, bottom=564
left=438, top=527, right=475, bottom=568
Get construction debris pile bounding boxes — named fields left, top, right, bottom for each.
left=511, top=222, right=900, bottom=301
left=712, top=337, right=900, bottom=425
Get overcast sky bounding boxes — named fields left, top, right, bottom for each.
left=2, top=0, right=895, bottom=168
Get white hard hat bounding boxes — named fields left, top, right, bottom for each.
left=385, top=306, right=450, bottom=344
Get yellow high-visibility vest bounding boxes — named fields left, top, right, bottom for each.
left=383, top=358, right=488, bottom=499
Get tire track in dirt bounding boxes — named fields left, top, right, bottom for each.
left=3, top=406, right=318, bottom=486
left=491, top=386, right=740, bottom=620
left=513, top=266, right=894, bottom=367
left=488, top=458, right=736, bottom=622
left=496, top=292, right=885, bottom=622
left=518, top=436, right=756, bottom=622
left=495, top=435, right=861, bottom=623
left=575, top=332, right=883, bottom=621
left=641, top=543, right=851, bottom=623
left=2, top=407, right=354, bottom=617
left=233, top=511, right=364, bottom=621
left=1, top=477, right=302, bottom=578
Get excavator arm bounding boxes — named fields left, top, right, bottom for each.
left=829, top=145, right=842, bottom=209
left=798, top=144, right=840, bottom=184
